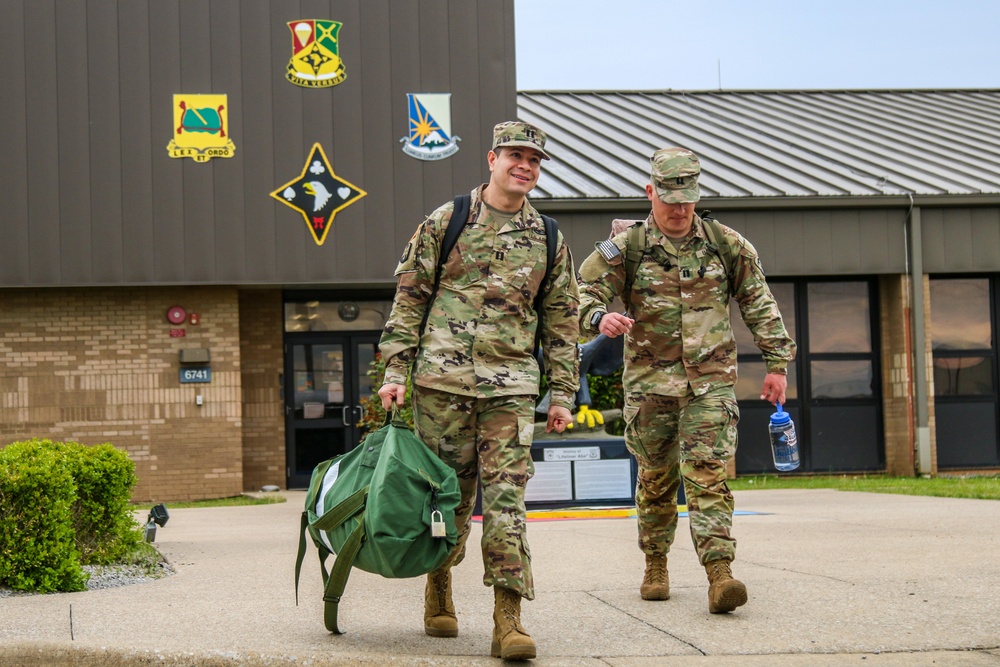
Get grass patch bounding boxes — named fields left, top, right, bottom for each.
left=729, top=474, right=1000, bottom=500
left=132, top=494, right=286, bottom=510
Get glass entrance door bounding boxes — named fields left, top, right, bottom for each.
left=284, top=333, right=379, bottom=488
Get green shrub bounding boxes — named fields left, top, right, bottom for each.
left=0, top=440, right=88, bottom=592
left=357, top=352, right=414, bottom=436
left=0, top=438, right=142, bottom=591
left=69, top=443, right=142, bottom=564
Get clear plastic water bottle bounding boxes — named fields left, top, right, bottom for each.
left=768, top=403, right=800, bottom=471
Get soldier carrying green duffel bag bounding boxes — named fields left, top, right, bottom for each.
left=295, top=407, right=461, bottom=634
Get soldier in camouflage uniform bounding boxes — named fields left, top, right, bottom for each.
left=378, top=121, right=580, bottom=660
left=578, top=147, right=796, bottom=614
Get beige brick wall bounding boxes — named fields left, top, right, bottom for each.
left=878, top=274, right=937, bottom=476
left=239, top=290, right=285, bottom=491
left=879, top=275, right=915, bottom=475
left=0, top=286, right=244, bottom=501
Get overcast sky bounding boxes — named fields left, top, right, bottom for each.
left=514, top=0, right=1000, bottom=91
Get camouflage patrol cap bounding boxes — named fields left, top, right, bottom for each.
left=650, top=147, right=700, bottom=203
left=491, top=121, right=551, bottom=160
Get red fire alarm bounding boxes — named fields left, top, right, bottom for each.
left=166, top=306, right=187, bottom=325
left=189, top=313, right=200, bottom=325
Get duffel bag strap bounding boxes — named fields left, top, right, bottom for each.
left=294, top=511, right=308, bottom=605
left=313, top=485, right=368, bottom=532
left=387, top=404, right=409, bottom=429
left=323, top=512, right=367, bottom=634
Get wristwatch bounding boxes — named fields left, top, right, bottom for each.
left=590, top=310, right=606, bottom=332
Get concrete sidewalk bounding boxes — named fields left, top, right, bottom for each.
left=2, top=489, right=1000, bottom=666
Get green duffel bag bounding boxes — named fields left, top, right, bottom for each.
left=294, top=408, right=461, bottom=633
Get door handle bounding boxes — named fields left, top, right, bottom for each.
left=341, top=405, right=352, bottom=426
left=354, top=405, right=364, bottom=424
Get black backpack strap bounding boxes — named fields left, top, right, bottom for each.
left=533, top=214, right=559, bottom=351
left=419, top=194, right=471, bottom=338
left=623, top=222, right=646, bottom=314
left=699, top=211, right=737, bottom=298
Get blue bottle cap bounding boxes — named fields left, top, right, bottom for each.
left=770, top=402, right=791, bottom=425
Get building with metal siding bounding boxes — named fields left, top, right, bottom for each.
left=520, top=89, right=1000, bottom=477
left=0, top=0, right=519, bottom=500
left=2, top=0, right=999, bottom=499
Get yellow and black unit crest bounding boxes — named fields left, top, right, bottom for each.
left=286, top=20, right=346, bottom=88
left=270, top=143, right=366, bottom=246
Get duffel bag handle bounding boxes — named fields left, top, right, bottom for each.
left=385, top=404, right=410, bottom=429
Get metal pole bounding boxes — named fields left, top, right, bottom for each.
left=908, top=205, right=932, bottom=474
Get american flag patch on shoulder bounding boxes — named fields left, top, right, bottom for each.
left=597, top=239, right=621, bottom=263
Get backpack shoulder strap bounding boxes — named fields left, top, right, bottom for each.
left=419, top=194, right=471, bottom=337
left=623, top=222, right=646, bottom=312
left=699, top=211, right=737, bottom=298
left=533, top=214, right=559, bottom=351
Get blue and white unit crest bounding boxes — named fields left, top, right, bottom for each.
left=400, top=93, right=460, bottom=160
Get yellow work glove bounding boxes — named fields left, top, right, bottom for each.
left=575, top=405, right=605, bottom=429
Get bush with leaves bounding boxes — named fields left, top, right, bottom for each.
left=357, top=352, right=414, bottom=437
left=0, top=440, right=88, bottom=593
left=0, top=439, right=143, bottom=592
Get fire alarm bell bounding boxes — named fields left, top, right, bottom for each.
left=167, top=306, right=187, bottom=324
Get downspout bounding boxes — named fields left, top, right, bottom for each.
left=907, top=197, right=932, bottom=475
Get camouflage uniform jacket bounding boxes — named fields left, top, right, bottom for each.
left=380, top=185, right=581, bottom=409
left=578, top=213, right=795, bottom=398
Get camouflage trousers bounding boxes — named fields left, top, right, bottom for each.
left=412, top=386, right=536, bottom=599
left=622, top=386, right=739, bottom=565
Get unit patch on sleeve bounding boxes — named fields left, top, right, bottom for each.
left=286, top=20, right=346, bottom=88
left=166, top=95, right=235, bottom=162
left=270, top=143, right=367, bottom=246
left=399, top=93, right=460, bottom=160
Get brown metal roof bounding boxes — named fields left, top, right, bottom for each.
left=518, top=90, right=1000, bottom=200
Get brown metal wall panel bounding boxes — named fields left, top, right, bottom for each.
left=269, top=3, right=309, bottom=283
left=326, top=1, right=367, bottom=282
left=211, top=0, right=248, bottom=281
left=179, top=3, right=217, bottom=282
left=448, top=0, right=488, bottom=200
left=57, top=2, right=93, bottom=284
left=119, top=1, right=156, bottom=284
left=1, top=0, right=517, bottom=287
left=387, top=1, right=426, bottom=257
left=148, top=1, right=186, bottom=283
left=923, top=207, right=1000, bottom=274
left=24, top=1, right=61, bottom=285
left=88, top=1, right=125, bottom=284
left=239, top=1, right=279, bottom=282
left=358, top=0, right=398, bottom=281
left=0, top=1, right=30, bottom=284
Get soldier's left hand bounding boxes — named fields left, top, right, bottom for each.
left=546, top=405, right=573, bottom=433
left=760, top=373, right=787, bottom=406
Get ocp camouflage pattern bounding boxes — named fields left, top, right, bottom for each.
left=578, top=213, right=795, bottom=397
left=380, top=185, right=580, bottom=409
left=412, top=386, right=537, bottom=598
left=624, top=388, right=739, bottom=563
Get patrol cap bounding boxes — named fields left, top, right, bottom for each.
left=650, top=147, right=700, bottom=203
left=491, top=121, right=551, bottom=160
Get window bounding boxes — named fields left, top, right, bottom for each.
left=930, top=278, right=994, bottom=396
left=732, top=282, right=798, bottom=401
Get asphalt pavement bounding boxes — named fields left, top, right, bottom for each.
left=2, top=488, right=999, bottom=666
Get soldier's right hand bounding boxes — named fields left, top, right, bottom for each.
left=599, top=312, right=635, bottom=338
left=377, top=383, right=407, bottom=410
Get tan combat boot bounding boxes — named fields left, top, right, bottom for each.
left=491, top=587, right=536, bottom=660
left=705, top=560, right=748, bottom=613
left=424, top=568, right=458, bottom=637
left=640, top=554, right=670, bottom=600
